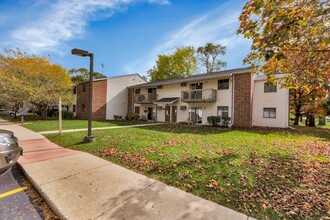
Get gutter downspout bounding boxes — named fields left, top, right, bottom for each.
left=229, top=73, right=234, bottom=128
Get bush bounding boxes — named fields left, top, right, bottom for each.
left=318, top=116, right=326, bottom=126
left=127, top=112, right=138, bottom=121
left=63, top=111, right=74, bottom=119
left=207, top=116, right=221, bottom=126
left=222, top=116, right=231, bottom=127
left=113, top=115, right=122, bottom=120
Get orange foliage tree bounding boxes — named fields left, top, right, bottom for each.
left=237, top=0, right=330, bottom=126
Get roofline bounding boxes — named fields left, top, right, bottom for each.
left=129, top=67, right=251, bottom=88
left=77, top=73, right=147, bottom=85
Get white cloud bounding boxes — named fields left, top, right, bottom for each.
left=148, top=0, right=170, bottom=5
left=124, top=1, right=251, bottom=75
left=7, top=0, right=169, bottom=54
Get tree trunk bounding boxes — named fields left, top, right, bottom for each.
left=294, top=114, right=300, bottom=125
left=40, top=104, right=48, bottom=119
left=307, top=114, right=316, bottom=127
left=293, top=104, right=301, bottom=126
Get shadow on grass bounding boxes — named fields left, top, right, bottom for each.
left=134, top=123, right=232, bottom=135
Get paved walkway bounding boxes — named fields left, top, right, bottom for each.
left=39, top=123, right=163, bottom=134
left=0, top=119, right=256, bottom=220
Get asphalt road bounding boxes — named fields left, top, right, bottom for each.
left=0, top=165, right=58, bottom=220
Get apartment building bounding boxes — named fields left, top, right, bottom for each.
left=128, top=67, right=289, bottom=128
left=76, top=74, right=147, bottom=120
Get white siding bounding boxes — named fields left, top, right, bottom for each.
left=252, top=79, right=289, bottom=128
left=137, top=78, right=232, bottom=125
left=106, top=75, right=146, bottom=120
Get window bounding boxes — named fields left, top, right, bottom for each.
left=218, top=79, right=229, bottom=90
left=135, top=88, right=140, bottom=95
left=82, top=85, right=86, bottom=93
left=73, top=105, right=76, bottom=113
left=217, top=106, right=229, bottom=118
left=134, top=106, right=140, bottom=114
left=73, top=86, right=77, bottom=94
left=190, top=83, right=203, bottom=90
left=81, top=104, right=86, bottom=113
left=189, top=107, right=202, bottom=124
left=263, top=108, right=276, bottom=118
left=148, top=88, right=157, bottom=94
left=264, top=83, right=277, bottom=92
left=181, top=82, right=187, bottom=87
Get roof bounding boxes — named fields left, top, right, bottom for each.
left=129, top=67, right=251, bottom=88
left=78, top=73, right=147, bottom=85
left=254, top=73, right=285, bottom=81
left=154, top=97, right=179, bottom=104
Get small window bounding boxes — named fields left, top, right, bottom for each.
left=181, top=82, right=187, bottom=87
left=157, top=85, right=163, bottom=89
left=134, top=106, right=140, bottom=114
left=264, top=83, right=277, bottom=92
left=190, top=82, right=203, bottom=90
left=263, top=108, right=276, bottom=118
left=82, top=85, right=86, bottom=93
left=73, top=86, right=77, bottom=94
left=148, top=88, right=157, bottom=94
left=217, top=106, right=229, bottom=118
left=81, top=104, right=86, bottom=113
left=135, top=88, right=141, bottom=95
left=73, top=105, right=76, bottom=113
left=218, top=79, right=229, bottom=90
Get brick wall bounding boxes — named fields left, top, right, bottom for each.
left=233, top=73, right=253, bottom=127
left=76, top=79, right=107, bottom=120
left=127, top=88, right=133, bottom=114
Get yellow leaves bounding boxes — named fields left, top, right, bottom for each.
left=0, top=48, right=73, bottom=106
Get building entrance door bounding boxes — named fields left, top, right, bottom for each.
left=172, top=106, right=177, bottom=123
left=165, top=106, right=170, bottom=122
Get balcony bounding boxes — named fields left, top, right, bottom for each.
left=134, top=93, right=157, bottom=104
left=181, top=89, right=217, bottom=103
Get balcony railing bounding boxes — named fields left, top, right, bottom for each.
left=181, top=89, right=217, bottom=103
left=134, top=93, right=157, bottom=104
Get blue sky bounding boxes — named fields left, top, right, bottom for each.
left=0, top=0, right=251, bottom=77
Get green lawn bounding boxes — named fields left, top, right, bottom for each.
left=45, top=124, right=330, bottom=220
left=1, top=115, right=146, bottom=132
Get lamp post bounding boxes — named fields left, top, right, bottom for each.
left=71, top=48, right=95, bottom=142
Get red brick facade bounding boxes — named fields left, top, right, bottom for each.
left=127, top=88, right=133, bottom=114
left=76, top=79, right=107, bottom=120
left=233, top=73, right=253, bottom=127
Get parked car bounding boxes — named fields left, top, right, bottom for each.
left=0, top=109, right=15, bottom=117
left=0, top=129, right=23, bottom=176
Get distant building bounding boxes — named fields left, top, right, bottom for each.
left=75, top=74, right=147, bottom=120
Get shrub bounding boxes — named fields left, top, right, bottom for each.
left=207, top=116, right=221, bottom=126
left=63, top=111, right=74, bottom=119
left=113, top=115, right=122, bottom=120
left=127, top=112, right=138, bottom=121
left=318, top=116, right=326, bottom=126
left=222, top=116, right=231, bottom=127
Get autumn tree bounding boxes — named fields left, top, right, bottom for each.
left=197, top=43, right=227, bottom=73
left=237, top=0, right=330, bottom=126
left=68, top=68, right=106, bottom=84
left=0, top=49, right=36, bottom=116
left=148, top=46, right=197, bottom=81
left=0, top=49, right=73, bottom=118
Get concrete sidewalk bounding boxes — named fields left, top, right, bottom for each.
left=0, top=119, right=256, bottom=220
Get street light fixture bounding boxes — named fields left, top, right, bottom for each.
left=71, top=48, right=95, bottom=142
